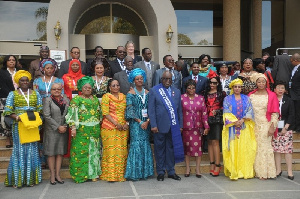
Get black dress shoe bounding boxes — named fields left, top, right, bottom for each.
left=196, top=174, right=202, bottom=178
left=276, top=171, right=282, bottom=178
left=288, top=176, right=294, bottom=180
left=157, top=174, right=164, bottom=181
left=168, top=174, right=181, bottom=181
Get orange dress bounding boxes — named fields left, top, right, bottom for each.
left=100, top=93, right=129, bottom=181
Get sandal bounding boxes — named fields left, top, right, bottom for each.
left=210, top=162, right=215, bottom=175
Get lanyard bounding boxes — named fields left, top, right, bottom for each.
left=19, top=88, right=30, bottom=107
left=44, top=76, right=53, bottom=95
left=95, top=76, right=104, bottom=91
left=72, top=80, right=76, bottom=88
left=134, top=88, right=146, bottom=105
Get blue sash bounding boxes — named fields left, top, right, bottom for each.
left=154, top=84, right=184, bottom=163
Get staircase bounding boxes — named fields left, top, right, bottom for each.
left=1, top=133, right=300, bottom=182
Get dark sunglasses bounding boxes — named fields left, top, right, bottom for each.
left=209, top=81, right=218, bottom=85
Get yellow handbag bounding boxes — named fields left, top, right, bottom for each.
left=18, top=112, right=42, bottom=144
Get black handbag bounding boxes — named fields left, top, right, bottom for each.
left=208, top=109, right=223, bottom=125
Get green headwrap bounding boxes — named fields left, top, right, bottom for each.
left=77, top=76, right=95, bottom=91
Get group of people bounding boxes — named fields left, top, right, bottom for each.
left=0, top=44, right=299, bottom=189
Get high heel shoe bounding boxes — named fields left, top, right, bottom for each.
left=50, top=181, right=56, bottom=185
left=276, top=171, right=282, bottom=178
left=55, top=178, right=64, bottom=184
left=184, top=169, right=191, bottom=177
left=212, top=164, right=222, bottom=177
left=288, top=176, right=294, bottom=180
left=210, top=162, right=215, bottom=175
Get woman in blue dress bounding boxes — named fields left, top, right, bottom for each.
left=4, top=70, right=43, bottom=188
left=33, top=58, right=64, bottom=99
left=125, top=68, right=154, bottom=180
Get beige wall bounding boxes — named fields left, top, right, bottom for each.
left=0, top=41, right=47, bottom=56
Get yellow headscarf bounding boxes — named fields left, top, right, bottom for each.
left=250, top=72, right=266, bottom=83
left=229, top=78, right=243, bottom=95
left=14, top=70, right=32, bottom=85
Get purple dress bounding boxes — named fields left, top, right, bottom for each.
left=181, top=94, right=209, bottom=156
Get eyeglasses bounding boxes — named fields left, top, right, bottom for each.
left=118, top=51, right=126, bottom=54
left=71, top=52, right=80, bottom=54
left=82, top=87, right=92, bottom=90
left=162, top=78, right=172, bottom=81
left=51, top=88, right=62, bottom=91
left=187, top=87, right=195, bottom=90
left=209, top=81, right=218, bottom=85
left=111, top=84, right=120, bottom=87
left=168, top=59, right=175, bottom=63
left=8, top=59, right=16, bottom=62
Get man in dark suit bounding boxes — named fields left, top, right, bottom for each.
left=289, top=53, right=300, bottom=132
left=182, top=62, right=207, bottom=95
left=272, top=49, right=293, bottom=83
left=86, top=46, right=104, bottom=76
left=113, top=56, right=134, bottom=95
left=58, top=47, right=89, bottom=78
left=134, top=48, right=160, bottom=90
left=148, top=71, right=184, bottom=181
left=153, top=55, right=181, bottom=90
left=109, top=46, right=126, bottom=78
left=29, top=45, right=50, bottom=87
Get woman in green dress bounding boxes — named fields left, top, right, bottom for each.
left=65, top=76, right=102, bottom=183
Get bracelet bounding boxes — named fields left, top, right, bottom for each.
left=139, top=121, right=144, bottom=125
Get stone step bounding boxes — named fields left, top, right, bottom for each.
left=0, top=147, right=12, bottom=157
left=0, top=136, right=8, bottom=147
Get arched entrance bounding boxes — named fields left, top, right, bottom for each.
left=47, top=0, right=178, bottom=65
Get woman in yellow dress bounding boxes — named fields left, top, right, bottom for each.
left=100, top=79, right=129, bottom=182
left=249, top=73, right=279, bottom=180
left=222, top=79, right=256, bottom=180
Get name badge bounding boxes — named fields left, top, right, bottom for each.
left=142, top=109, right=148, bottom=118
left=289, top=81, right=292, bottom=89
left=278, top=120, right=284, bottom=129
left=72, top=91, right=78, bottom=99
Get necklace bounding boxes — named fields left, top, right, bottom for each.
left=244, top=71, right=252, bottom=76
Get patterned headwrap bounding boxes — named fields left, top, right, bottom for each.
left=14, top=70, right=32, bottom=85
left=40, top=45, right=49, bottom=51
left=250, top=72, right=267, bottom=83
left=229, top=78, right=244, bottom=95
left=128, top=68, right=147, bottom=83
left=40, top=58, right=58, bottom=72
left=77, top=76, right=95, bottom=91
left=207, top=70, right=218, bottom=79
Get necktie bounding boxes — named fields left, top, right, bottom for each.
left=146, top=63, right=151, bottom=71
left=126, top=70, right=131, bottom=76
left=171, top=69, right=175, bottom=82
left=121, top=61, right=125, bottom=70
left=194, top=76, right=197, bottom=83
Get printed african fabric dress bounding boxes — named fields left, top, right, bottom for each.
left=65, top=95, right=102, bottom=183
left=222, top=94, right=256, bottom=180
left=100, top=93, right=129, bottom=182
left=4, top=90, right=43, bottom=187
left=92, top=76, right=111, bottom=99
left=124, top=92, right=154, bottom=180
left=33, top=77, right=64, bottom=99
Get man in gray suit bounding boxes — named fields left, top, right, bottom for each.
left=153, top=55, right=181, bottom=90
left=58, top=47, right=89, bottom=78
left=272, top=49, right=293, bottom=83
left=113, top=56, right=134, bottom=95
left=134, top=48, right=160, bottom=90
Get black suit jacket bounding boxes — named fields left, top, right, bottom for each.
left=280, top=95, right=295, bottom=131
left=109, top=59, right=123, bottom=78
left=58, top=59, right=89, bottom=78
left=181, top=75, right=207, bottom=95
left=0, top=69, right=15, bottom=98
left=290, top=66, right=300, bottom=100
